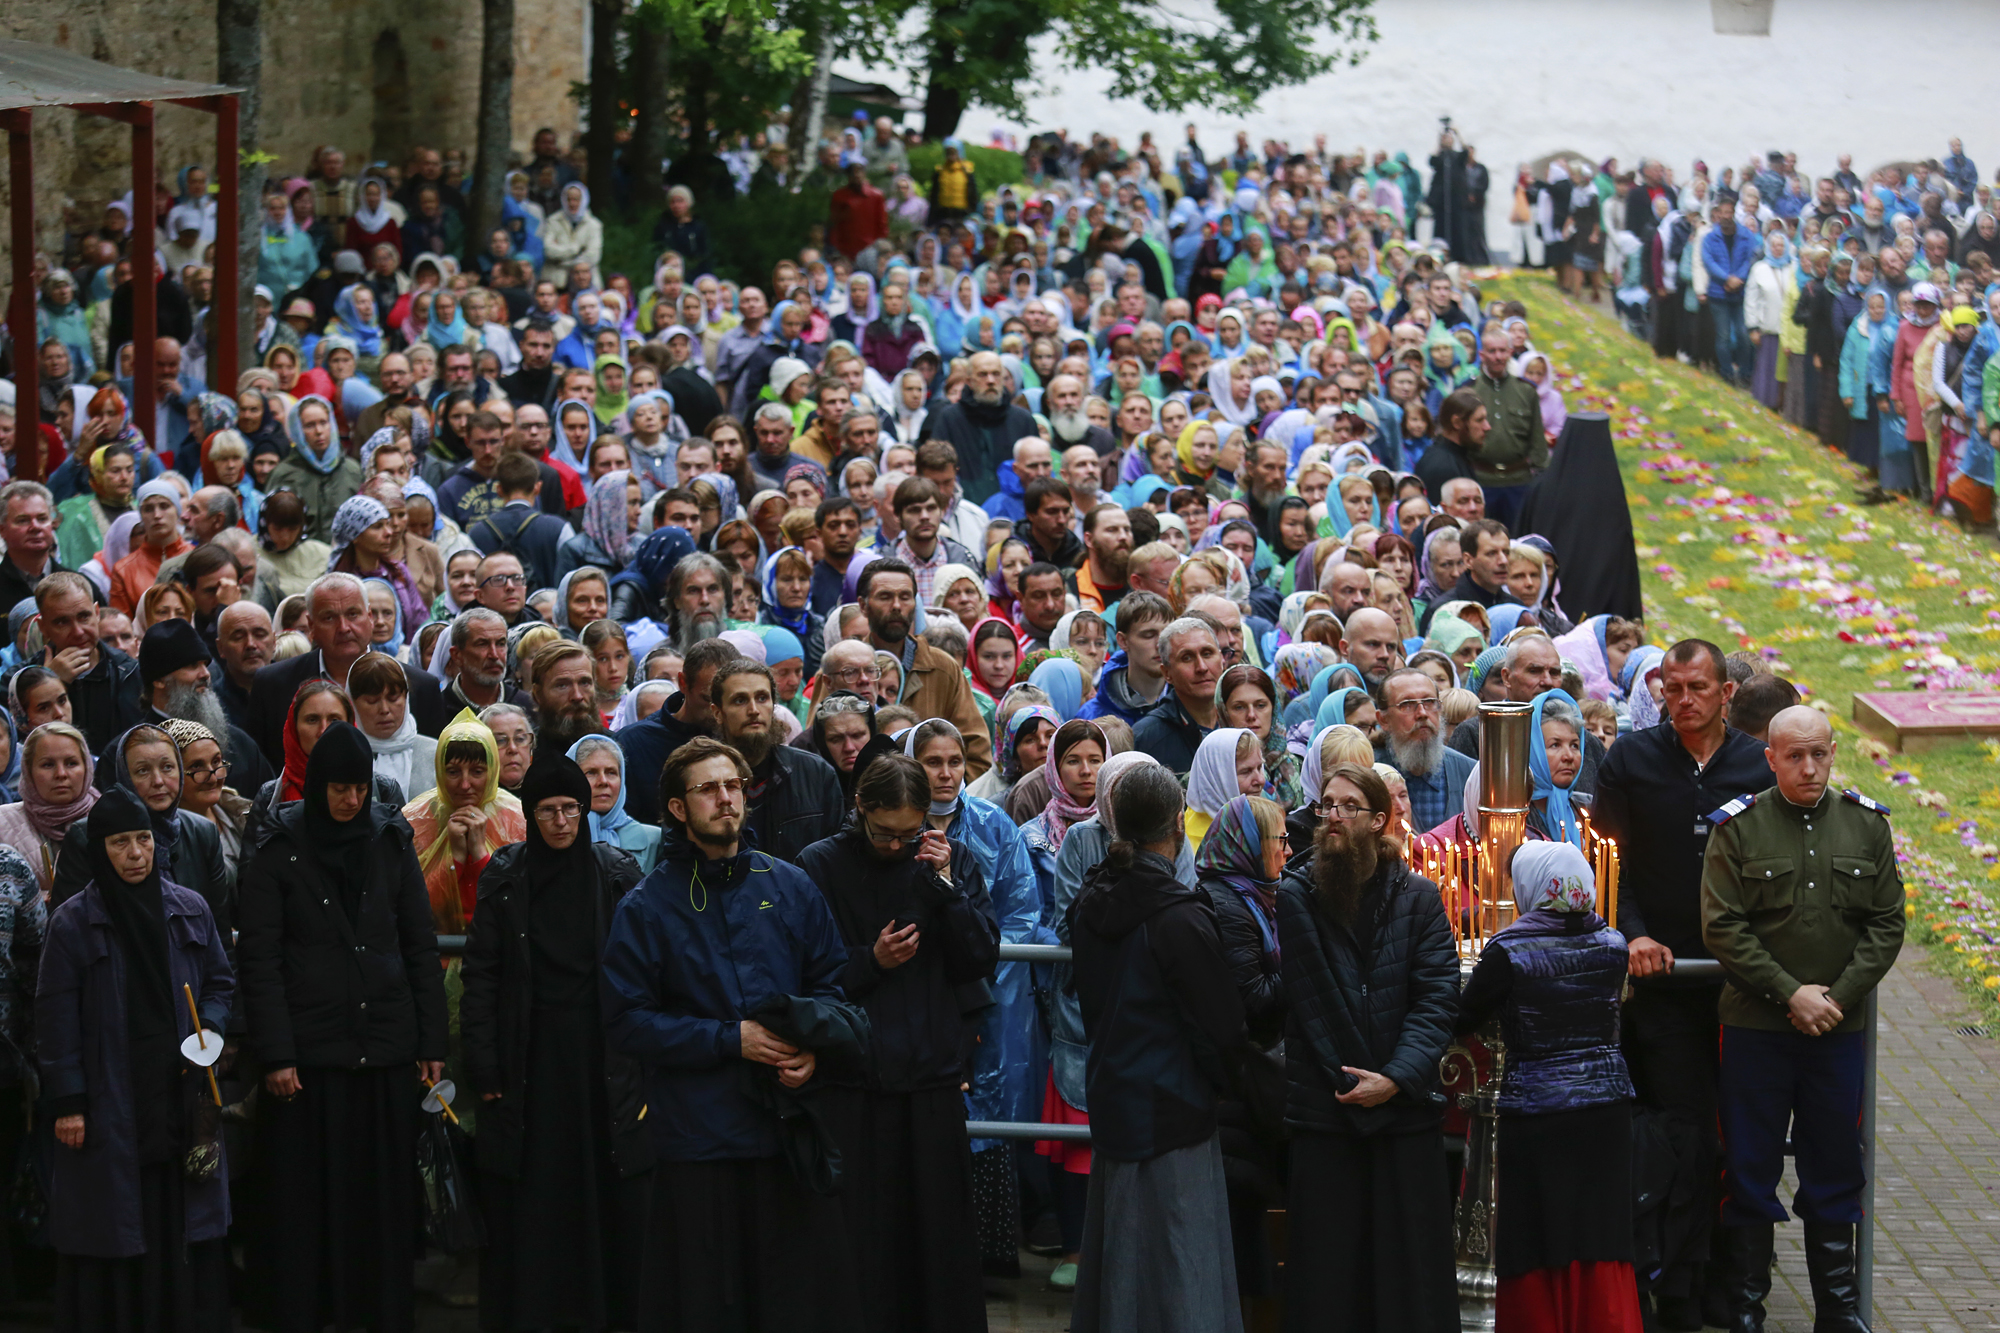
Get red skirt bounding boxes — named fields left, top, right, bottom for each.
left=1498, top=1261, right=1643, bottom=1333
left=1034, top=1072, right=1091, bottom=1174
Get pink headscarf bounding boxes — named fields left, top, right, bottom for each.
left=1035, top=719, right=1106, bottom=853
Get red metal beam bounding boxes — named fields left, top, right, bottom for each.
left=3, top=109, right=37, bottom=481
left=71, top=102, right=153, bottom=125
left=130, top=103, right=157, bottom=465
left=211, top=94, right=239, bottom=393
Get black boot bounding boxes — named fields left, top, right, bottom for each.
left=1803, top=1221, right=1871, bottom=1332
left=1720, top=1223, right=1776, bottom=1333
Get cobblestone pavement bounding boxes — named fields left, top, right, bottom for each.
left=979, top=959, right=2000, bottom=1333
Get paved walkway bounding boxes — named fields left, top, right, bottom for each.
left=978, top=958, right=2000, bottom=1333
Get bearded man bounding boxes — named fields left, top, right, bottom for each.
left=921, top=351, right=1038, bottom=504
left=666, top=552, right=732, bottom=654
left=710, top=659, right=844, bottom=861
left=1373, top=668, right=1474, bottom=828
left=1044, top=373, right=1117, bottom=457
left=1074, top=504, right=1133, bottom=613
left=529, top=641, right=608, bottom=759
left=1276, top=762, right=1461, bottom=1332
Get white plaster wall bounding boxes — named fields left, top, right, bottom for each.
left=859, top=0, right=2000, bottom=234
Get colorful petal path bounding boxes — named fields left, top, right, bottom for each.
left=1492, top=275, right=2000, bottom=1017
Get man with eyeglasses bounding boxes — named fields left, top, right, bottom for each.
left=1373, top=667, right=1473, bottom=829
left=813, top=640, right=881, bottom=705
left=134, top=617, right=274, bottom=798
left=601, top=737, right=861, bottom=1330
left=1276, top=761, right=1461, bottom=1329
left=474, top=552, right=536, bottom=629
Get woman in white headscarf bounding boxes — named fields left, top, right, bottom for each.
left=1206, top=357, right=1259, bottom=427
left=1454, top=839, right=1642, bottom=1333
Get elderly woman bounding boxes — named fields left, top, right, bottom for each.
left=52, top=724, right=230, bottom=932
left=478, top=703, right=536, bottom=802
left=1455, top=841, right=1640, bottom=1333
left=39, top=787, right=233, bottom=1333
left=0, top=721, right=98, bottom=896
left=567, top=735, right=661, bottom=874
left=349, top=653, right=436, bottom=806
left=237, top=722, right=447, bottom=1333
left=1529, top=690, right=1588, bottom=847
left=166, top=718, right=256, bottom=882
left=404, top=709, right=527, bottom=939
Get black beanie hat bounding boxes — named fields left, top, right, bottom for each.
left=137, top=617, right=210, bottom=687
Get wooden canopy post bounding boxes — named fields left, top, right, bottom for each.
left=2, top=108, right=35, bottom=480
left=131, top=104, right=156, bottom=457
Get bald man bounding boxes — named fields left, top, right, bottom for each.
left=920, top=349, right=1038, bottom=503
left=1699, top=704, right=1903, bottom=1333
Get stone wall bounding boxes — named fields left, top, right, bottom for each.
left=1, top=0, right=583, bottom=270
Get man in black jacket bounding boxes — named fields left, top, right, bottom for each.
left=36, top=572, right=142, bottom=755
left=613, top=638, right=738, bottom=824
left=1276, top=762, right=1460, bottom=1331
left=1594, top=639, right=1773, bottom=1329
left=247, top=573, right=448, bottom=767
left=1068, top=761, right=1246, bottom=1326
left=1414, top=387, right=1484, bottom=512
left=920, top=352, right=1038, bottom=506
left=1131, top=617, right=1223, bottom=777
left=712, top=660, right=844, bottom=862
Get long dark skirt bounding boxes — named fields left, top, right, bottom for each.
left=1689, top=299, right=1716, bottom=370
left=1784, top=351, right=1811, bottom=426
left=638, top=1155, right=857, bottom=1333
left=1497, top=1104, right=1635, bottom=1276
left=1816, top=362, right=1850, bottom=451
left=479, top=998, right=650, bottom=1331
left=56, top=1162, right=229, bottom=1333
left=1283, top=1130, right=1458, bottom=1333
left=1750, top=335, right=1782, bottom=408
left=821, top=1085, right=985, bottom=1333
left=1073, top=1134, right=1239, bottom=1333
left=1846, top=401, right=1882, bottom=472
left=247, top=1064, right=419, bottom=1333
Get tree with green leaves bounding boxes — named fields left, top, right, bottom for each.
left=917, top=0, right=1378, bottom=139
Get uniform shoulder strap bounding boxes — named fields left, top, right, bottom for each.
left=1705, top=791, right=1758, bottom=826
left=1841, top=788, right=1891, bottom=816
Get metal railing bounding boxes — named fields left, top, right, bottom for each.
left=427, top=939, right=1877, bottom=1304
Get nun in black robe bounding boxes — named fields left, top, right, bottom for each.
left=237, top=723, right=448, bottom=1333
left=39, top=787, right=235, bottom=1333
left=461, top=753, right=653, bottom=1332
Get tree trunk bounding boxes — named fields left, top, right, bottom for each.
left=216, top=0, right=261, bottom=374
left=627, top=9, right=667, bottom=213
left=680, top=24, right=716, bottom=155
left=797, top=26, right=835, bottom=169
left=587, top=0, right=621, bottom=210
left=921, top=39, right=965, bottom=142
left=474, top=0, right=515, bottom=250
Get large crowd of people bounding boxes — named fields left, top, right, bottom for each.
left=0, top=116, right=1934, bottom=1333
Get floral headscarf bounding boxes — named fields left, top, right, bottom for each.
left=1194, top=794, right=1279, bottom=957
left=582, top=468, right=634, bottom=568
left=1035, top=719, right=1105, bottom=852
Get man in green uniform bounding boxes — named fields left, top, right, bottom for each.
left=1467, top=318, right=1546, bottom=528
left=1700, top=705, right=1904, bottom=1333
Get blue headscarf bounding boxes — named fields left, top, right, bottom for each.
left=1487, top=603, right=1533, bottom=644
left=0, top=705, right=19, bottom=805
left=762, top=545, right=813, bottom=637
left=425, top=293, right=471, bottom=350
left=401, top=476, right=445, bottom=539
left=1028, top=656, right=1085, bottom=721
left=361, top=577, right=406, bottom=656
left=1301, top=662, right=1366, bottom=724
left=284, top=395, right=346, bottom=475
left=566, top=735, right=636, bottom=845
left=1315, top=685, right=1368, bottom=734
left=1464, top=645, right=1508, bottom=696
left=332, top=286, right=384, bottom=357
left=1529, top=688, right=1584, bottom=848
left=608, top=524, right=696, bottom=598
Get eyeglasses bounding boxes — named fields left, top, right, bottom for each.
left=185, top=760, right=230, bottom=781
left=481, top=573, right=526, bottom=588
left=1322, top=801, right=1370, bottom=821
left=863, top=814, right=926, bottom=849
left=1390, top=698, right=1441, bottom=716
left=686, top=778, right=745, bottom=802
left=828, top=666, right=880, bottom=683
left=534, top=802, right=582, bottom=823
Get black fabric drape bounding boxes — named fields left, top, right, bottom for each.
left=54, top=1163, right=228, bottom=1333
left=1282, top=1130, right=1459, bottom=1333
left=1515, top=413, right=1643, bottom=621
